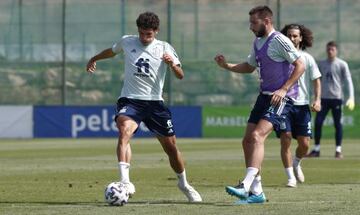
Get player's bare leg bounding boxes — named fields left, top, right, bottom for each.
left=116, top=116, right=138, bottom=195
left=242, top=123, right=257, bottom=168
left=226, top=120, right=271, bottom=203
left=249, top=119, right=273, bottom=169
left=293, top=136, right=309, bottom=183
left=280, top=132, right=297, bottom=187
left=125, top=143, right=132, bottom=163
left=157, top=135, right=202, bottom=202
left=116, top=116, right=138, bottom=162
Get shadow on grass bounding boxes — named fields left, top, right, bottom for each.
left=0, top=200, right=235, bottom=207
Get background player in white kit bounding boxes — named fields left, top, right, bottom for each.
left=86, top=12, right=202, bottom=202
left=278, top=24, right=321, bottom=187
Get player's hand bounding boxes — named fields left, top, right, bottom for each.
left=162, top=53, right=175, bottom=67
left=86, top=59, right=96, bottom=73
left=214, top=54, right=228, bottom=69
left=311, top=99, right=321, bottom=112
left=345, top=98, right=355, bottom=111
left=271, top=88, right=287, bottom=106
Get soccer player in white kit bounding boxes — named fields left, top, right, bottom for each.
left=278, top=24, right=321, bottom=187
left=86, top=12, right=202, bottom=202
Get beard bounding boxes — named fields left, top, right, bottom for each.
left=254, top=24, right=266, bottom=37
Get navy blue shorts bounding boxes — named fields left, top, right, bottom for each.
left=248, top=94, right=293, bottom=132
left=115, top=97, right=175, bottom=137
left=276, top=105, right=312, bottom=138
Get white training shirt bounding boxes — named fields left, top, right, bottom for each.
left=247, top=30, right=300, bottom=67
left=112, top=35, right=181, bottom=101
left=293, top=50, right=322, bottom=105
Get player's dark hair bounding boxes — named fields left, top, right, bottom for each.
left=136, top=12, right=160, bottom=30
left=249, top=5, right=273, bottom=20
left=280, top=23, right=313, bottom=50
left=327, top=41, right=337, bottom=48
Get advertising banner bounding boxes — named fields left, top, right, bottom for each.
left=202, top=106, right=360, bottom=138
left=34, top=106, right=201, bottom=138
left=202, top=106, right=251, bottom=138
left=0, top=106, right=33, bottom=138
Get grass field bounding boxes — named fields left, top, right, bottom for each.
left=0, top=138, right=359, bottom=215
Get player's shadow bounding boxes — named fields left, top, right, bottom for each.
left=0, top=200, right=236, bottom=207
left=124, top=200, right=240, bottom=207
left=126, top=200, right=213, bottom=206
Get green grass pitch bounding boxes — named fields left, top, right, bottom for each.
left=0, top=138, right=359, bottom=215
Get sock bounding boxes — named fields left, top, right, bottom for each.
left=285, top=167, right=296, bottom=181
left=118, top=162, right=130, bottom=183
left=176, top=170, right=189, bottom=188
left=241, top=167, right=259, bottom=192
left=336, top=146, right=342, bottom=153
left=314, top=144, right=320, bottom=152
left=250, top=175, right=263, bottom=195
left=293, top=157, right=302, bottom=168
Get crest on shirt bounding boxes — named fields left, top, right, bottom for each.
left=152, top=45, right=163, bottom=58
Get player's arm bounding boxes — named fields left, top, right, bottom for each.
left=86, top=48, right=117, bottom=73
left=163, top=53, right=184, bottom=79
left=214, top=54, right=255, bottom=73
left=271, top=58, right=305, bottom=105
left=343, top=62, right=355, bottom=110
left=311, top=78, right=321, bottom=112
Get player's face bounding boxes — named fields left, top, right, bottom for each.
left=249, top=15, right=267, bottom=37
left=286, top=29, right=302, bottom=49
left=138, top=28, right=157, bottom=46
left=326, top=45, right=337, bottom=59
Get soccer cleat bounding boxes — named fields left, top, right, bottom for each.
left=305, top=150, right=320, bottom=158
left=335, top=151, right=343, bottom=159
left=234, top=192, right=266, bottom=204
left=122, top=182, right=136, bottom=196
left=286, top=179, right=297, bottom=188
left=293, top=165, right=305, bottom=183
left=178, top=184, right=202, bottom=202
left=225, top=183, right=248, bottom=200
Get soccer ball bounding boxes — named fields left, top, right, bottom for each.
left=104, top=182, right=129, bottom=206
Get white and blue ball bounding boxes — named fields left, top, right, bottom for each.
left=104, top=182, right=129, bottom=206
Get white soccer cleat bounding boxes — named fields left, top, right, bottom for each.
left=294, top=165, right=305, bottom=183
left=122, top=182, right=136, bottom=196
left=178, top=184, right=202, bottom=202
left=286, top=179, right=297, bottom=188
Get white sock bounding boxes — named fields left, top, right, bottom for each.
left=336, top=146, right=342, bottom=153
left=241, top=167, right=259, bottom=192
left=293, top=157, right=302, bottom=168
left=285, top=167, right=296, bottom=181
left=118, top=162, right=130, bottom=183
left=314, top=145, right=320, bottom=152
left=250, top=175, right=263, bottom=195
left=176, top=170, right=189, bottom=188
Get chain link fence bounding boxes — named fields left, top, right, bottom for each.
left=1, top=0, right=359, bottom=105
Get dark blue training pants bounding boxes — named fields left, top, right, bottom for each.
left=314, top=99, right=343, bottom=147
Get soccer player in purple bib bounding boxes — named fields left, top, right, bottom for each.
left=86, top=12, right=202, bottom=202
left=214, top=6, right=304, bottom=204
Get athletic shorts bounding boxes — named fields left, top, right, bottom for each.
left=276, top=105, right=312, bottom=138
left=248, top=94, right=293, bottom=133
left=115, top=97, right=175, bottom=137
